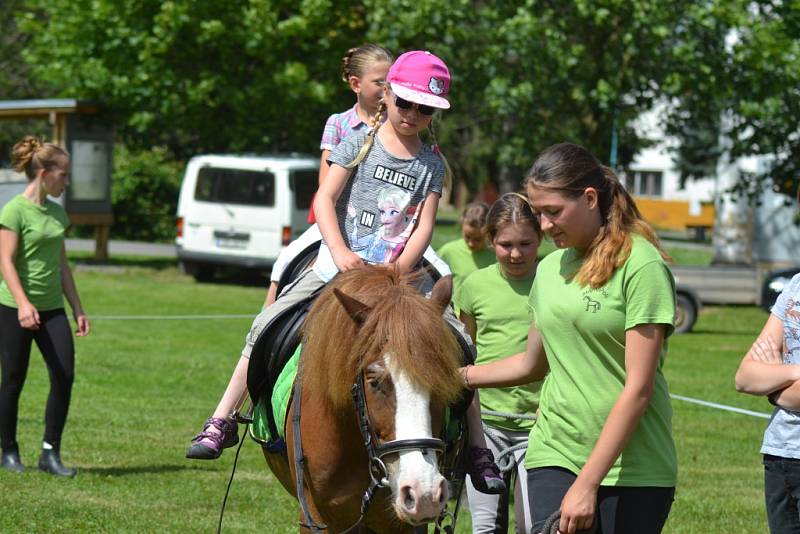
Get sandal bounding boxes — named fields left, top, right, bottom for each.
left=468, top=446, right=507, bottom=495
left=186, top=417, right=239, bottom=460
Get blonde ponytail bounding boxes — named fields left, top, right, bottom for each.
left=11, top=135, right=68, bottom=181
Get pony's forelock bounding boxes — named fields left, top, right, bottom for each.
left=302, top=266, right=463, bottom=412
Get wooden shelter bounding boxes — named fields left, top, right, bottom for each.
left=0, top=99, right=113, bottom=259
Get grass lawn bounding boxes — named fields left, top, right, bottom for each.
left=0, top=240, right=758, bottom=533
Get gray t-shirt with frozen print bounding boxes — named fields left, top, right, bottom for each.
left=762, top=272, right=800, bottom=458
left=313, top=131, right=444, bottom=282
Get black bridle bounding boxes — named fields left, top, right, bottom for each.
left=293, top=363, right=457, bottom=534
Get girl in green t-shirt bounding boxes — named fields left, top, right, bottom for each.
left=437, top=201, right=496, bottom=294
left=463, top=143, right=677, bottom=534
left=457, top=193, right=543, bottom=534
left=0, top=136, right=90, bottom=478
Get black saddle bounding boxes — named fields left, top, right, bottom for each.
left=247, top=241, right=323, bottom=440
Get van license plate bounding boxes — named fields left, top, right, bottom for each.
left=216, top=238, right=248, bottom=249
left=214, top=231, right=250, bottom=249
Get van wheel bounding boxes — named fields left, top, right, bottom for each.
left=182, top=261, right=215, bottom=282
left=193, top=264, right=216, bottom=282
left=675, top=293, right=697, bottom=334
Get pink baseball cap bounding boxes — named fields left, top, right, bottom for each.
left=386, top=50, right=451, bottom=110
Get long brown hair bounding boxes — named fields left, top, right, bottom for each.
left=525, top=143, right=667, bottom=288
left=302, top=265, right=463, bottom=411
left=11, top=136, right=68, bottom=181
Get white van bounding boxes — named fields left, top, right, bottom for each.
left=175, top=154, right=318, bottom=280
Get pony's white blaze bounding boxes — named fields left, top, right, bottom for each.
left=385, top=354, right=448, bottom=523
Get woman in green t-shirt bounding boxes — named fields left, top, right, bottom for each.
left=463, top=143, right=676, bottom=534
left=0, top=136, right=90, bottom=477
left=457, top=193, right=543, bottom=534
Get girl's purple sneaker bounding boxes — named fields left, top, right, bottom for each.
left=468, top=446, right=507, bottom=495
left=186, top=417, right=239, bottom=460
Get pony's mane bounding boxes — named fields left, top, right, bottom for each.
left=302, top=265, right=463, bottom=411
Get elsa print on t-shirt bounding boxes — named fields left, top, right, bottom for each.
left=349, top=186, right=417, bottom=264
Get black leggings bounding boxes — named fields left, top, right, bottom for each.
left=529, top=467, right=675, bottom=534
left=0, top=304, right=74, bottom=449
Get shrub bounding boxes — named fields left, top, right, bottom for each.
left=110, top=146, right=183, bottom=242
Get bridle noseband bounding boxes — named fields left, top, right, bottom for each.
left=352, top=371, right=446, bottom=487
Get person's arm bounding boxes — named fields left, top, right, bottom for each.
left=395, top=192, right=438, bottom=273
left=464, top=321, right=549, bottom=388
left=60, top=244, right=89, bottom=336
left=735, top=314, right=800, bottom=395
left=313, top=163, right=362, bottom=272
left=0, top=227, right=39, bottom=329
left=771, top=380, right=800, bottom=411
left=558, top=323, right=666, bottom=534
left=317, top=149, right=331, bottom=188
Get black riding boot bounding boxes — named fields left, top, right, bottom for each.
left=1, top=443, right=24, bottom=473
left=38, top=443, right=76, bottom=478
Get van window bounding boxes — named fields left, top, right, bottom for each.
left=195, top=166, right=275, bottom=206
left=290, top=170, right=317, bottom=209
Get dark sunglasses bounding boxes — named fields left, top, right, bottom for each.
left=393, top=94, right=436, bottom=116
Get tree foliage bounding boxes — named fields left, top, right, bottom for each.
left=19, top=0, right=366, bottom=158
left=664, top=0, right=800, bottom=196
left=13, top=0, right=800, bottom=200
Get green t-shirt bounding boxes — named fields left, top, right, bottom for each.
left=456, top=263, right=541, bottom=432
left=525, top=235, right=677, bottom=487
left=437, top=238, right=495, bottom=295
left=0, top=195, right=69, bottom=311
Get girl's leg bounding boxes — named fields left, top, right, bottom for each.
left=32, top=309, right=77, bottom=477
left=528, top=467, right=575, bottom=534
left=465, top=425, right=511, bottom=533
left=596, top=485, right=675, bottom=534
left=465, top=393, right=506, bottom=495
left=510, top=430, right=532, bottom=534
left=210, top=356, right=250, bottom=420
left=764, top=455, right=800, bottom=534
left=0, top=304, right=34, bottom=469
left=33, top=310, right=75, bottom=446
left=187, top=270, right=325, bottom=460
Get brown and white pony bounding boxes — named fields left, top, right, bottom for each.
left=263, top=265, right=464, bottom=533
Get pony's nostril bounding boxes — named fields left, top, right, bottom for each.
left=400, top=485, right=417, bottom=512
left=436, top=479, right=448, bottom=504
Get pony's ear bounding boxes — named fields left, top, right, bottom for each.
left=430, top=275, right=453, bottom=314
left=333, top=288, right=371, bottom=325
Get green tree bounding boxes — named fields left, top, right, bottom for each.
left=664, top=0, right=800, bottom=196
left=19, top=0, right=366, bottom=159
left=0, top=0, right=49, bottom=165
left=365, top=0, right=711, bottom=192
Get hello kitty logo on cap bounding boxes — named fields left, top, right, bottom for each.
left=387, top=50, right=451, bottom=110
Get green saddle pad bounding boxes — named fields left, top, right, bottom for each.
left=251, top=344, right=301, bottom=443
